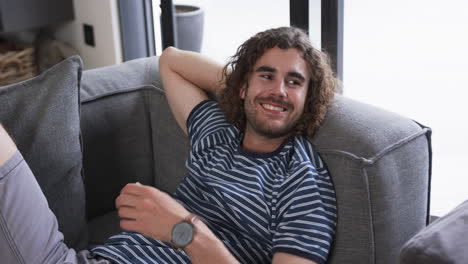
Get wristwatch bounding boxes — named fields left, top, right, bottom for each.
left=171, top=214, right=199, bottom=249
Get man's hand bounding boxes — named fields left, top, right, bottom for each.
left=115, top=183, right=189, bottom=242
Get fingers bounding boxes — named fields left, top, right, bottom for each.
left=120, top=183, right=144, bottom=195
left=120, top=182, right=160, bottom=196
left=117, top=206, right=137, bottom=220
left=115, top=193, right=140, bottom=209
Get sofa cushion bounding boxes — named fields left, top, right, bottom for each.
left=400, top=200, right=468, bottom=264
left=88, top=211, right=122, bottom=245
left=0, top=56, right=87, bottom=249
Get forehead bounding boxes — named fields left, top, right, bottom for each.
left=254, top=47, right=309, bottom=78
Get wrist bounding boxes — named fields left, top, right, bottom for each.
left=183, top=219, right=216, bottom=253
left=170, top=214, right=238, bottom=263
left=170, top=213, right=199, bottom=249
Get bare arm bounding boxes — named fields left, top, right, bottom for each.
left=159, top=47, right=225, bottom=134
left=184, top=219, right=240, bottom=264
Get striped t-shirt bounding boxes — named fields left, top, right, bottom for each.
left=91, top=100, right=337, bottom=264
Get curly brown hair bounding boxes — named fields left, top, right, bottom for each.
left=217, top=27, right=337, bottom=138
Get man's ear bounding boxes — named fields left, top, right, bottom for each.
left=240, top=86, right=246, bottom=99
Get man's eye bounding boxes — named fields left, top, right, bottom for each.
left=287, top=79, right=300, bottom=86
left=260, top=74, right=272, bottom=80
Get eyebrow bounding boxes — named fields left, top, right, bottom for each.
left=255, top=65, right=306, bottom=82
left=288, top=71, right=306, bottom=82
left=255, top=65, right=276, bottom=73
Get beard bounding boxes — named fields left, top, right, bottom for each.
left=243, top=95, right=302, bottom=139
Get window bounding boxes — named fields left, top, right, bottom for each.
left=343, top=0, right=468, bottom=216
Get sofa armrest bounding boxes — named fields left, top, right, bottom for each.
left=312, top=95, right=431, bottom=264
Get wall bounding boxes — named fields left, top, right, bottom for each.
left=52, top=0, right=122, bottom=69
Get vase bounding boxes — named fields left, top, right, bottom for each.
left=175, top=5, right=204, bottom=52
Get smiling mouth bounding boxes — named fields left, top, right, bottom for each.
left=261, top=103, right=286, bottom=112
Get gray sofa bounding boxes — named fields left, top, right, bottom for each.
left=77, top=56, right=431, bottom=264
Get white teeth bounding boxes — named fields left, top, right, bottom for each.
left=262, top=103, right=285, bottom=111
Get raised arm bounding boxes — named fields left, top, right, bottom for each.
left=159, top=47, right=225, bottom=134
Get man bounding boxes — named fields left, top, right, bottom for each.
left=0, top=27, right=337, bottom=264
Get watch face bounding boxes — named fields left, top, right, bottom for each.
left=172, top=221, right=194, bottom=247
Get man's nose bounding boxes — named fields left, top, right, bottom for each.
left=270, top=80, right=287, bottom=98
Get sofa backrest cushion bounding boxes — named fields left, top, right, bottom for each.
left=0, top=56, right=87, bottom=249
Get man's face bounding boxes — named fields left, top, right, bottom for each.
left=240, top=47, right=310, bottom=139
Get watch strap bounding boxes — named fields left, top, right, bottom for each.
left=185, top=213, right=199, bottom=226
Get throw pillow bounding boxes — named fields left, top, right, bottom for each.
left=0, top=56, right=87, bottom=249
left=400, top=200, right=468, bottom=263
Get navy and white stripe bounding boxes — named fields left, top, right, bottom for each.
left=91, top=100, right=337, bottom=264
